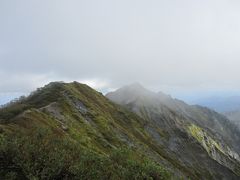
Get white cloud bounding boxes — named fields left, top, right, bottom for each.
left=0, top=0, right=240, bottom=99
left=79, top=79, right=109, bottom=90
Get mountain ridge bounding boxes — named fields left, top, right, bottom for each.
left=106, top=83, right=240, bottom=178
left=0, top=81, right=240, bottom=179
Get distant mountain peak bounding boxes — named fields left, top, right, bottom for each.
left=106, top=83, right=156, bottom=105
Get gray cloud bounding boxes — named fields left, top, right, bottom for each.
left=1, top=0, right=240, bottom=100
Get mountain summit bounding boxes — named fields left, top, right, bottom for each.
left=106, top=83, right=156, bottom=105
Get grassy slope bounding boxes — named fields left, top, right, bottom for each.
left=0, top=82, right=174, bottom=180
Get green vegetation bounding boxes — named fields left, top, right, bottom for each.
left=187, top=124, right=240, bottom=176
left=188, top=124, right=224, bottom=154
left=0, top=128, right=171, bottom=180
left=0, top=82, right=65, bottom=122
left=0, top=82, right=172, bottom=180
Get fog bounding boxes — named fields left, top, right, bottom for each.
left=1, top=0, right=240, bottom=104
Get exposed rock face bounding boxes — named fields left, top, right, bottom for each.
left=106, top=83, right=240, bottom=179
left=188, top=124, right=240, bottom=174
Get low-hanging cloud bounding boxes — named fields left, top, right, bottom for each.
left=0, top=0, right=240, bottom=100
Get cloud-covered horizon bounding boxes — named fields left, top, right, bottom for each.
left=1, top=0, right=240, bottom=104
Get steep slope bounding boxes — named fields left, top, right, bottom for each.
left=190, top=96, right=240, bottom=130
left=0, top=82, right=174, bottom=179
left=106, top=83, right=240, bottom=179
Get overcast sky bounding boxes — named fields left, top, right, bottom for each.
left=1, top=0, right=240, bottom=104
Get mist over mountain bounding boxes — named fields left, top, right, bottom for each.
left=1, top=0, right=240, bottom=101
left=224, top=110, right=240, bottom=130
left=190, top=96, right=240, bottom=130
left=107, top=83, right=240, bottom=178
left=192, top=96, right=240, bottom=113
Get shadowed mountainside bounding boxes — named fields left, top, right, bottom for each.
left=225, top=110, right=240, bottom=130
left=106, top=83, right=240, bottom=179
